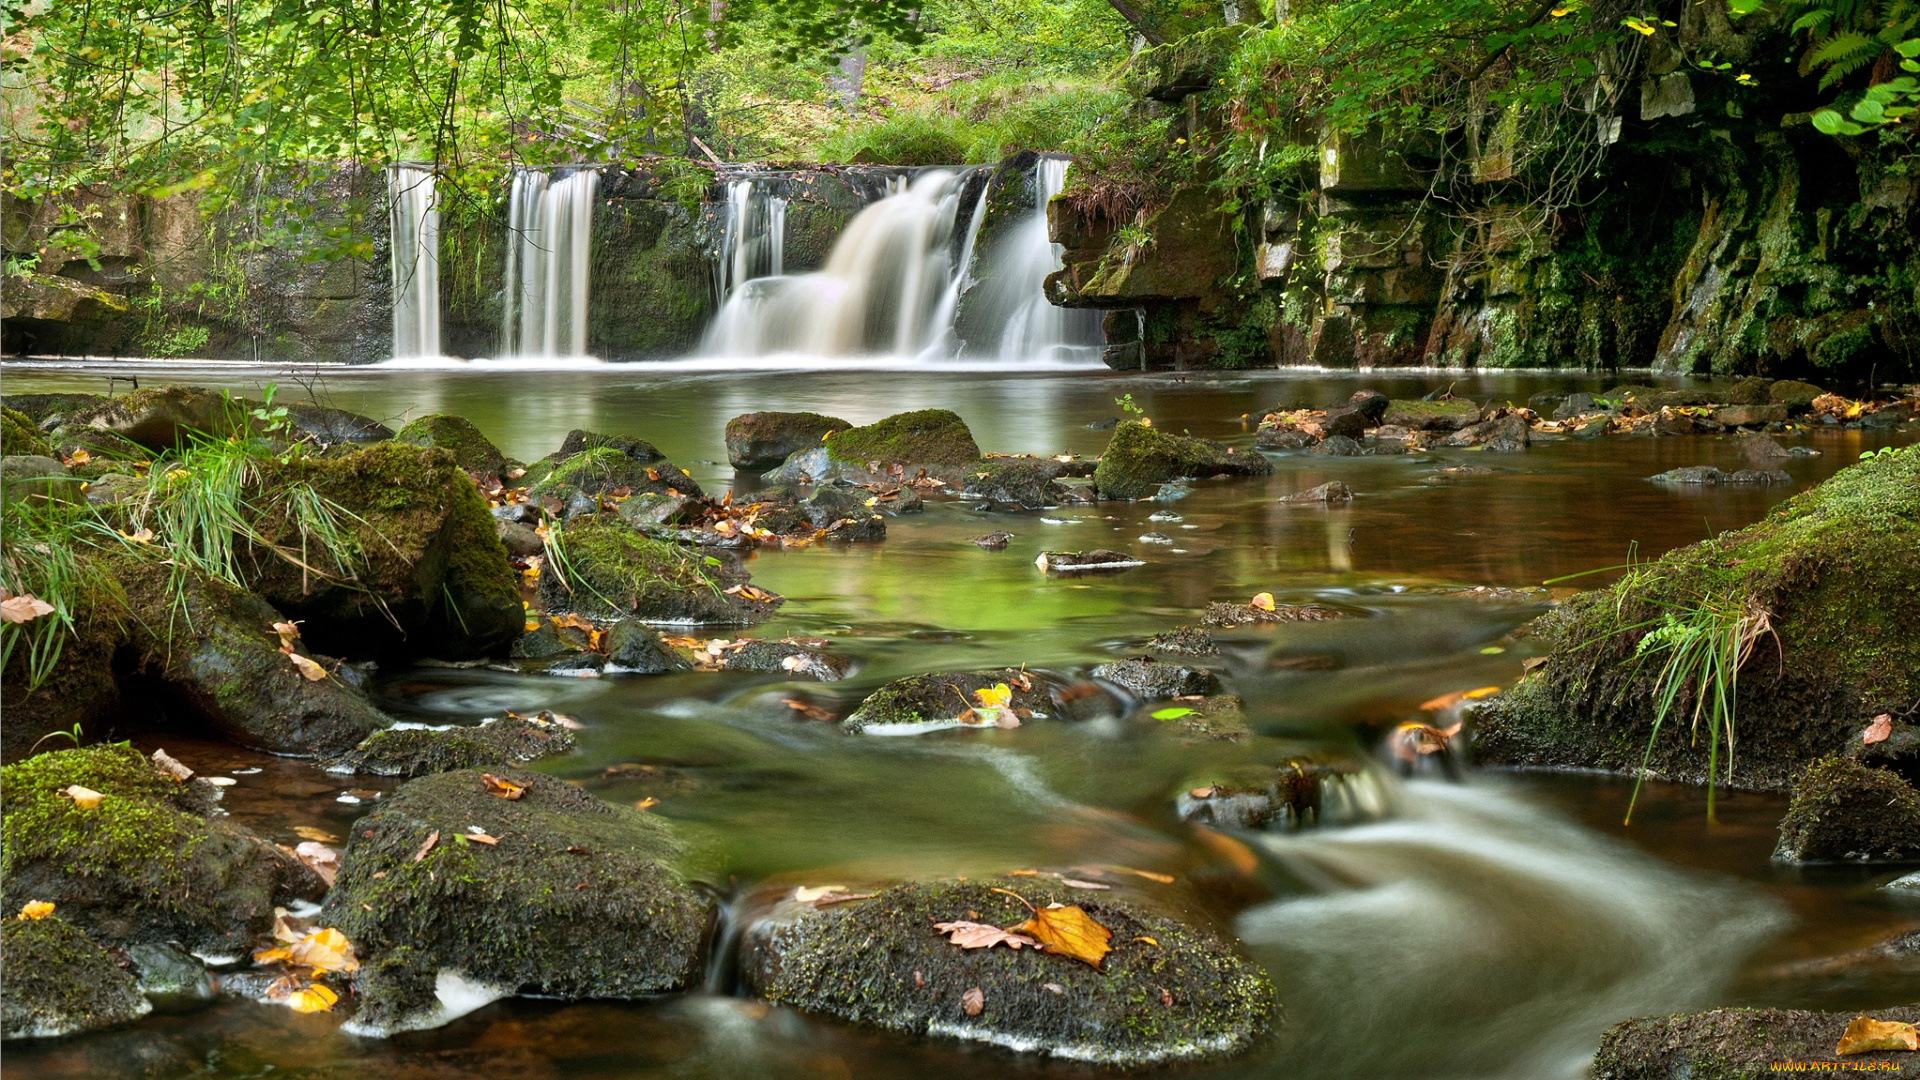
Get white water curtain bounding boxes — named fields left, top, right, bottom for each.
left=389, top=165, right=441, bottom=359
left=503, top=168, right=599, bottom=358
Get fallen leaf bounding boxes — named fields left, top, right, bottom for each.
left=1108, top=866, right=1176, bottom=884
left=287, top=983, right=340, bottom=1013
left=782, top=699, right=836, bottom=722
left=293, top=826, right=339, bottom=843
left=1191, top=824, right=1259, bottom=876
left=811, top=891, right=876, bottom=907
left=253, top=946, right=293, bottom=965
left=933, top=921, right=1042, bottom=950
left=286, top=652, right=328, bottom=681
left=1418, top=687, right=1501, bottom=711
left=1190, top=786, right=1217, bottom=799
left=1865, top=714, right=1893, bottom=745
left=151, top=748, right=193, bottom=782
left=294, top=841, right=339, bottom=886
left=794, top=885, right=847, bottom=903
left=0, top=593, right=55, bottom=624
left=961, top=987, right=984, bottom=1016
left=633, top=797, right=659, bottom=810
left=17, top=901, right=54, bottom=920
left=553, top=613, right=596, bottom=632
left=414, top=830, right=440, bottom=861
left=1060, top=879, right=1111, bottom=890
left=270, top=620, right=302, bottom=650
left=121, top=527, right=155, bottom=543
left=287, top=927, right=358, bottom=973
left=272, top=911, right=312, bottom=943
left=1838, top=1016, right=1919, bottom=1055
left=1151, top=706, right=1197, bottom=720
left=1392, top=720, right=1463, bottom=760
left=1250, top=592, right=1275, bottom=611
left=466, top=831, right=500, bottom=845
left=1043, top=982, right=1065, bottom=993
left=481, top=773, right=527, bottom=800
left=1011, top=904, right=1112, bottom=969
left=62, top=785, right=103, bottom=810
left=1133, top=936, right=1160, bottom=947
left=66, top=449, right=91, bottom=466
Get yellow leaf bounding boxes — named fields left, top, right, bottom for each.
left=1550, top=5, right=1571, bottom=14
left=287, top=927, right=358, bottom=974
left=287, top=983, right=339, bottom=1013
left=286, top=652, right=328, bottom=681
left=120, top=527, right=155, bottom=544
left=481, top=773, right=527, bottom=800
left=18, top=901, right=55, bottom=920
left=1010, top=904, right=1113, bottom=969
left=67, top=449, right=91, bottom=466
left=293, top=825, right=339, bottom=843
left=1250, top=592, right=1275, bottom=611
left=1838, top=1017, right=1919, bottom=1055
left=974, top=683, right=1013, bottom=710
left=0, top=593, right=55, bottom=624
left=63, top=785, right=103, bottom=810
left=253, top=946, right=293, bottom=965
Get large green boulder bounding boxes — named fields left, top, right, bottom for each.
left=1092, top=421, right=1272, bottom=500
left=1774, top=756, right=1920, bottom=862
left=326, top=714, right=575, bottom=777
left=1, top=915, right=151, bottom=1040
left=322, top=767, right=713, bottom=1035
left=538, top=516, right=779, bottom=625
left=725, top=411, right=850, bottom=471
left=1474, top=447, right=1920, bottom=791
left=1, top=408, right=52, bottom=458
left=392, top=413, right=513, bottom=477
left=767, top=409, right=982, bottom=485
left=0, top=745, right=324, bottom=956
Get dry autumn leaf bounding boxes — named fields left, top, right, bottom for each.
left=1865, top=714, right=1894, bottom=745
left=793, top=885, right=846, bottom=903
left=63, top=785, right=103, bottom=810
left=18, top=901, right=54, bottom=920
left=932, top=921, right=1042, bottom=950
left=287, top=927, right=359, bottom=973
left=481, top=773, right=527, bottom=800
left=294, top=841, right=339, bottom=886
left=1009, top=904, right=1113, bottom=969
left=465, top=831, right=500, bottom=845
left=293, top=826, right=339, bottom=843
left=286, top=652, right=328, bottom=681
left=1249, top=592, right=1275, bottom=611
left=287, top=982, right=340, bottom=1013
left=1837, top=1016, right=1919, bottom=1055
left=1108, top=866, right=1175, bottom=884
left=1392, top=720, right=1463, bottom=760
left=414, top=830, right=440, bottom=861
left=0, top=593, right=55, bottom=624
left=270, top=621, right=301, bottom=650
left=1060, top=879, right=1111, bottom=891
left=961, top=987, right=984, bottom=1016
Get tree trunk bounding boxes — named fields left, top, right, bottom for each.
left=1103, top=0, right=1166, bottom=45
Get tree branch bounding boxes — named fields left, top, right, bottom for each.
left=1103, top=0, right=1167, bottom=46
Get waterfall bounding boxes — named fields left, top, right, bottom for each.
left=703, top=170, right=981, bottom=358
left=503, top=168, right=599, bottom=358
left=714, top=179, right=789, bottom=304
left=970, top=156, right=1103, bottom=363
left=388, top=166, right=441, bottom=359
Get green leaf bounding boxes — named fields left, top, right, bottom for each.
left=1150, top=707, right=1197, bottom=720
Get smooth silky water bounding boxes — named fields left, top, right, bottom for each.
left=5, top=361, right=1918, bottom=1080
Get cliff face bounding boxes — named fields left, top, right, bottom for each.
left=1045, top=10, right=1920, bottom=378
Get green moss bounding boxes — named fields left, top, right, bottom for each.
left=1775, top=756, right=1920, bottom=862
left=1, top=915, right=150, bottom=1039
left=1092, top=421, right=1271, bottom=500
left=539, top=516, right=777, bottom=625
left=824, top=410, right=981, bottom=468
left=2, top=408, right=53, bottom=458
left=333, top=715, right=574, bottom=777
left=392, top=414, right=512, bottom=476
left=0, top=744, right=207, bottom=900
left=1379, top=400, right=1481, bottom=429
left=843, top=669, right=1052, bottom=733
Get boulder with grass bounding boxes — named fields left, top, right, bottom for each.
left=391, top=413, right=513, bottom=476
left=1774, top=756, right=1920, bottom=862
left=726, top=411, right=851, bottom=471
left=529, top=447, right=704, bottom=503
left=739, top=876, right=1274, bottom=1066
left=1092, top=422, right=1272, bottom=501
left=1, top=408, right=53, bottom=458
left=1473, top=447, right=1920, bottom=791
left=0, top=744, right=325, bottom=956
left=320, top=767, right=713, bottom=1035
left=1, top=915, right=152, bottom=1040
left=538, top=516, right=779, bottom=625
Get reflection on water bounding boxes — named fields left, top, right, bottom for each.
left=2, top=361, right=1916, bottom=1080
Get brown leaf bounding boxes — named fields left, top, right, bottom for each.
left=413, top=830, right=440, bottom=861
left=794, top=885, right=847, bottom=903
left=481, top=773, right=527, bottom=800
left=294, top=841, right=339, bottom=887
left=1837, top=1016, right=1919, bottom=1055
left=933, top=920, right=1042, bottom=951
left=465, top=831, right=500, bottom=846
left=270, top=620, right=302, bottom=651
left=286, top=652, right=328, bottom=681
left=293, top=825, right=340, bottom=843
left=1010, top=904, right=1112, bottom=969
left=0, top=593, right=55, bottom=624
left=1865, top=714, right=1894, bottom=745
left=1060, top=879, right=1111, bottom=890
left=286, top=927, right=358, bottom=973
left=961, top=987, right=984, bottom=1016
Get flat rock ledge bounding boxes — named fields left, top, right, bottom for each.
left=1595, top=1006, right=1920, bottom=1079
left=740, top=877, right=1274, bottom=1067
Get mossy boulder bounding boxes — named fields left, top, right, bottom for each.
left=962, top=459, right=1073, bottom=509
left=826, top=409, right=981, bottom=472
left=1768, top=379, right=1826, bottom=411
left=249, top=444, right=522, bottom=661
left=1092, top=657, right=1214, bottom=699
left=740, top=876, right=1274, bottom=1066
left=538, top=516, right=779, bottom=625
left=0, top=744, right=324, bottom=956
left=843, top=669, right=1052, bottom=734
left=1473, top=447, right=1920, bottom=791
left=605, top=619, right=693, bottom=673
left=716, top=639, right=854, bottom=681
left=1, top=408, right=52, bottom=458
left=326, top=714, right=576, bottom=777
left=1379, top=399, right=1481, bottom=431
left=1, top=915, right=151, bottom=1040
left=1092, top=422, right=1272, bottom=501
left=1, top=393, right=105, bottom=427
left=0, top=455, right=80, bottom=505
left=1594, top=1006, right=1920, bottom=1079
left=528, top=447, right=704, bottom=502
left=321, top=767, right=714, bottom=1035
left=1774, top=757, right=1920, bottom=863
left=726, top=411, right=850, bottom=471
left=1146, top=625, right=1218, bottom=656
left=392, top=414, right=512, bottom=476
left=57, top=386, right=245, bottom=449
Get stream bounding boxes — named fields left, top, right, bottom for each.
left=4, top=359, right=1917, bottom=1080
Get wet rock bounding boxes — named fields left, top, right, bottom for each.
left=538, top=517, right=779, bottom=626
left=389, top=414, right=515, bottom=477
left=718, top=639, right=853, bottom=681
left=1347, top=389, right=1390, bottom=423
left=0, top=455, right=80, bottom=505
left=1712, top=404, right=1788, bottom=428
left=1644, top=390, right=1719, bottom=410
left=1736, top=432, right=1794, bottom=464
left=1726, top=376, right=1774, bottom=405
left=1571, top=416, right=1612, bottom=438
left=1775, top=757, right=1920, bottom=863
left=0, top=407, right=52, bottom=457
left=843, top=669, right=1050, bottom=734
left=973, top=531, right=1015, bottom=550
left=1146, top=625, right=1217, bottom=657
left=1443, top=414, right=1530, bottom=448
left=322, top=767, right=713, bottom=1035
left=0, top=745, right=324, bottom=956
left=1092, top=421, right=1271, bottom=500
left=1202, top=601, right=1347, bottom=627
left=1308, top=435, right=1363, bottom=457
left=1595, top=1005, right=1920, bottom=1079
left=1175, top=756, right=1385, bottom=829
left=554, top=428, right=665, bottom=464
left=1474, top=447, right=1920, bottom=791
left=1149, top=695, right=1248, bottom=741
left=1484, top=435, right=1528, bottom=453
left=126, top=941, right=215, bottom=1004
left=801, top=484, right=887, bottom=540
left=531, top=449, right=703, bottom=502
left=56, top=386, right=245, bottom=450
left=771, top=410, right=981, bottom=485
left=510, top=623, right=568, bottom=659
left=496, top=519, right=544, bottom=558
left=1653, top=411, right=1714, bottom=436
left=1769, top=379, right=1826, bottom=411
left=617, top=492, right=696, bottom=527
left=1254, top=425, right=1318, bottom=450
left=328, top=714, right=577, bottom=776
left=962, top=459, right=1071, bottom=509
left=285, top=403, right=393, bottom=448
left=605, top=620, right=693, bottom=674
left=1648, top=466, right=1791, bottom=486
left=1153, top=482, right=1192, bottom=501
left=82, top=472, right=143, bottom=507
left=248, top=444, right=523, bottom=661
left=1086, top=416, right=1121, bottom=430
left=741, top=876, right=1274, bottom=1065
left=1279, top=481, right=1353, bottom=504
left=1428, top=465, right=1496, bottom=482
left=1323, top=410, right=1370, bottom=440
left=2, top=916, right=151, bottom=1040
left=1138, top=531, right=1175, bottom=544
left=1035, top=549, right=1144, bottom=573
left=1147, top=510, right=1184, bottom=522
left=542, top=651, right=608, bottom=677
left=1551, top=393, right=1595, bottom=420
left=1093, top=657, right=1214, bottom=699
left=725, top=411, right=850, bottom=471
left=1380, top=399, right=1480, bottom=431
left=1527, top=392, right=1563, bottom=417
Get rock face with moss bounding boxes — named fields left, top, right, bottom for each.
left=769, top=410, right=983, bottom=485
left=843, top=669, right=1052, bottom=734
left=740, top=876, right=1274, bottom=1066
left=1, top=915, right=152, bottom=1040
left=1092, top=421, right=1272, bottom=500
left=529, top=447, right=704, bottom=502
left=1473, top=448, right=1920, bottom=791
left=1774, top=757, right=1920, bottom=863
left=327, top=714, right=576, bottom=777
left=392, top=414, right=514, bottom=477
left=1, top=408, right=53, bottom=458
left=249, top=444, right=523, bottom=660
left=726, top=412, right=851, bottom=471
left=1594, top=1006, right=1920, bottom=1079
left=321, top=767, right=713, bottom=1035
left=0, top=745, right=324, bottom=955
left=539, top=516, right=779, bottom=625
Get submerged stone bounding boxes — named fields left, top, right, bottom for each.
left=739, top=876, right=1274, bottom=1066
left=322, top=768, right=713, bottom=1036
left=1092, top=657, right=1214, bottom=699
left=844, top=669, right=1051, bottom=734
left=1146, top=625, right=1218, bottom=656
left=605, top=620, right=693, bottom=674
left=327, top=714, right=576, bottom=777
left=1175, top=756, right=1388, bottom=829
left=1775, top=757, right=1920, bottom=863
left=1093, top=421, right=1271, bottom=501
left=1279, top=481, right=1353, bottom=504
left=1202, top=601, right=1348, bottom=627
left=725, top=411, right=850, bottom=471
left=1, top=916, right=151, bottom=1040
left=1150, top=694, right=1249, bottom=742
left=1035, top=549, right=1144, bottom=573
left=718, top=639, right=853, bottom=681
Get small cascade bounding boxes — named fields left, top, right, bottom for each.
left=713, top=179, right=789, bottom=304
left=971, top=156, right=1103, bottom=363
left=502, top=167, right=600, bottom=358
left=703, top=170, right=981, bottom=358
left=388, top=165, right=442, bottom=359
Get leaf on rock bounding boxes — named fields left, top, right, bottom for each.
left=0, top=593, right=55, bottom=624
left=269, top=620, right=302, bottom=650
left=1249, top=592, right=1275, bottom=611
left=1837, top=1016, right=1919, bottom=1055
left=294, top=841, right=340, bottom=886
left=413, top=829, right=440, bottom=861
left=465, top=831, right=500, bottom=845
left=62, top=785, right=103, bottom=810
left=17, top=901, right=54, bottom=920
left=481, top=773, right=527, bottom=800
left=286, top=982, right=340, bottom=1013
left=1865, top=714, right=1893, bottom=745
left=1151, top=707, right=1196, bottom=720
left=553, top=613, right=596, bottom=632
left=961, top=987, right=985, bottom=1016
left=287, top=927, right=359, bottom=974
left=286, top=652, right=328, bottom=681
left=794, top=885, right=847, bottom=903
left=1010, top=904, right=1112, bottom=969
left=933, top=920, right=1042, bottom=950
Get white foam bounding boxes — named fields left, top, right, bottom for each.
left=342, top=969, right=513, bottom=1037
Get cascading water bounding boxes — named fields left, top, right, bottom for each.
left=388, top=165, right=441, bottom=359
left=703, top=170, right=980, bottom=358
left=968, top=156, right=1104, bottom=363
left=502, top=168, right=599, bottom=358
left=713, top=180, right=789, bottom=304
